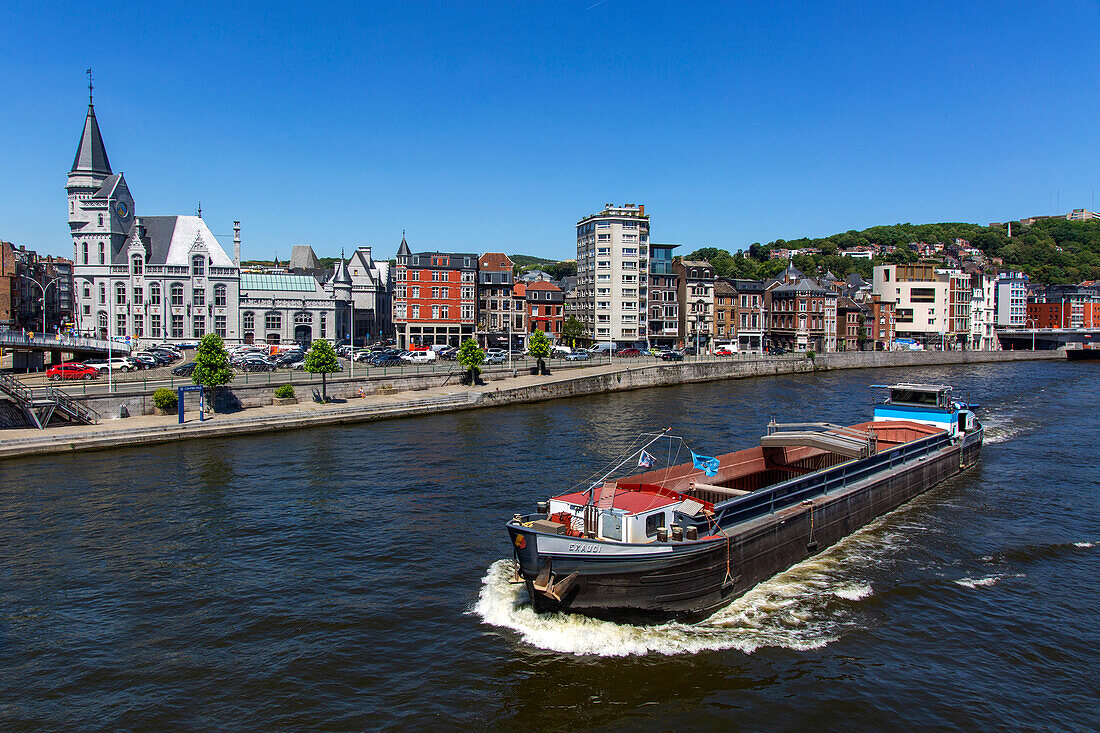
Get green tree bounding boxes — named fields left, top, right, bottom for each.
left=561, top=316, right=585, bottom=348
left=528, top=328, right=551, bottom=374
left=304, top=339, right=340, bottom=401
left=457, top=338, right=484, bottom=385
left=192, top=333, right=233, bottom=411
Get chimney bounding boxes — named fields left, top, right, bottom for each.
left=233, top=221, right=241, bottom=266
left=639, top=204, right=645, bottom=216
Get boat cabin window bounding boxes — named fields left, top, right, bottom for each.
left=645, top=512, right=665, bottom=537
left=890, top=388, right=946, bottom=408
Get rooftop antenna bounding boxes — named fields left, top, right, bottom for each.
left=86, top=68, right=93, bottom=106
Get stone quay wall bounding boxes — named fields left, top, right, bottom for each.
left=72, top=349, right=1061, bottom=420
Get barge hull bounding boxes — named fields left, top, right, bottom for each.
left=519, top=437, right=976, bottom=619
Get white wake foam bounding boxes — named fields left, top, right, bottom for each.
left=471, top=529, right=896, bottom=657
left=1073, top=541, right=1094, bottom=549
left=954, top=572, right=1024, bottom=589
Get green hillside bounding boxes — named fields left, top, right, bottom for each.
left=687, top=219, right=1100, bottom=285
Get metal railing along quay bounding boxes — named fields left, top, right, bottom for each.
left=0, top=331, right=132, bottom=354
left=4, top=351, right=808, bottom=399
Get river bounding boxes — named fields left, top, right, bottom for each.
left=1, top=362, right=1096, bottom=730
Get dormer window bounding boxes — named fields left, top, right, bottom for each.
left=192, top=255, right=206, bottom=277
left=131, top=256, right=143, bottom=274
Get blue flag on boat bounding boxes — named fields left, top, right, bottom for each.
left=638, top=450, right=656, bottom=469
left=691, top=450, right=720, bottom=477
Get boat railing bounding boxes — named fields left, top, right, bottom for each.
left=694, top=430, right=952, bottom=532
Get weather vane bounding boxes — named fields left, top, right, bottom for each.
left=86, top=68, right=93, bottom=105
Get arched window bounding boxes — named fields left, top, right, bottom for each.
left=98, top=242, right=105, bottom=264
left=98, top=283, right=106, bottom=304
left=97, top=312, right=108, bottom=330
left=214, top=284, right=227, bottom=307
left=192, top=255, right=205, bottom=277
left=294, top=312, right=312, bottom=324
left=265, top=311, right=281, bottom=331
left=131, top=256, right=143, bottom=274
left=82, top=243, right=88, bottom=264
left=98, top=214, right=103, bottom=226
left=171, top=283, right=184, bottom=306
left=242, top=312, right=255, bottom=331
left=149, top=282, right=161, bottom=305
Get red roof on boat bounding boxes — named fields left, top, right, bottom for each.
left=551, top=486, right=686, bottom=515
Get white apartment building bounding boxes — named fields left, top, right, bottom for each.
left=873, top=264, right=970, bottom=349
left=576, top=204, right=649, bottom=347
left=994, top=271, right=1029, bottom=327
left=968, top=271, right=999, bottom=350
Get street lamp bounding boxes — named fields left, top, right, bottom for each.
left=1025, top=317, right=1037, bottom=351
left=28, top=276, right=60, bottom=334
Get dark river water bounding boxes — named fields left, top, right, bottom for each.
left=1, top=362, right=1097, bottom=731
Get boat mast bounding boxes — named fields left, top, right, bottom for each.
left=584, top=428, right=673, bottom=506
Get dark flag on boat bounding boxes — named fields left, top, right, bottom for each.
left=691, top=450, right=720, bottom=477
left=638, top=450, right=656, bottom=469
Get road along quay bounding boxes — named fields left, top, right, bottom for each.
left=0, top=349, right=1062, bottom=461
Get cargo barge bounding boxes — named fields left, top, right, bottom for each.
left=505, top=383, right=983, bottom=621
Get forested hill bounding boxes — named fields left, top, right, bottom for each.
left=686, top=219, right=1100, bottom=285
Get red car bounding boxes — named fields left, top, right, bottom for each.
left=714, top=348, right=736, bottom=356
left=46, top=363, right=98, bottom=381
left=614, top=348, right=642, bottom=357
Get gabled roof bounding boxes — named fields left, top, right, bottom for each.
left=479, top=252, right=513, bottom=271
left=72, top=104, right=112, bottom=175
left=124, top=216, right=235, bottom=267
left=526, top=280, right=561, bottom=292
left=512, top=282, right=527, bottom=297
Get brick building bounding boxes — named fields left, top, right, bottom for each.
left=393, top=238, right=477, bottom=348
left=525, top=280, right=564, bottom=342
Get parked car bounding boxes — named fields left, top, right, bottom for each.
left=485, top=352, right=506, bottom=365
left=614, top=348, right=642, bottom=358
left=564, top=351, right=591, bottom=361
left=46, top=363, right=98, bottom=380
left=661, top=350, right=685, bottom=362
left=171, top=362, right=197, bottom=376
left=550, top=346, right=572, bottom=358
left=714, top=347, right=735, bottom=356
left=131, top=354, right=159, bottom=369
left=402, top=350, right=438, bottom=364
left=370, top=355, right=403, bottom=366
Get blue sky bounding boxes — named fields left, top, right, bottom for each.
left=2, top=1, right=1098, bottom=262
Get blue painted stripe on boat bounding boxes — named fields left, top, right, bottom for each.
left=874, top=406, right=956, bottom=424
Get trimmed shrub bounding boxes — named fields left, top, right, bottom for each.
left=274, top=384, right=295, bottom=399
left=153, top=388, right=177, bottom=410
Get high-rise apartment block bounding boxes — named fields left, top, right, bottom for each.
left=576, top=204, right=649, bottom=346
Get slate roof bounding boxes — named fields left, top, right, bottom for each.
left=72, top=104, right=112, bottom=175
left=124, top=216, right=235, bottom=267
left=772, top=277, right=826, bottom=294
left=331, top=258, right=353, bottom=285
left=290, top=245, right=322, bottom=271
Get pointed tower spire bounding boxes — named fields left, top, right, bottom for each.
left=71, top=78, right=112, bottom=175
